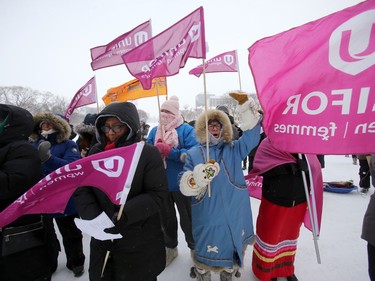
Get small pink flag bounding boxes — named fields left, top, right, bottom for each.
left=122, top=7, right=206, bottom=90
left=64, top=77, right=97, bottom=121
left=189, top=50, right=238, bottom=77
left=248, top=0, right=375, bottom=155
left=0, top=143, right=144, bottom=228
left=90, top=20, right=152, bottom=71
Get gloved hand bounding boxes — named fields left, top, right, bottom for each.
left=104, top=213, right=127, bottom=234
left=229, top=91, right=249, bottom=105
left=234, top=95, right=261, bottom=131
left=155, top=140, right=171, bottom=157
left=180, top=171, right=203, bottom=196
left=193, top=160, right=220, bottom=188
left=38, top=141, right=51, bottom=163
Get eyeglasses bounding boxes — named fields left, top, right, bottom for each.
left=101, top=124, right=125, bottom=133
left=208, top=124, right=222, bottom=130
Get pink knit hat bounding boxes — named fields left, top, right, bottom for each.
left=161, top=95, right=180, bottom=116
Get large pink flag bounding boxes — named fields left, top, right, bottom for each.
left=122, top=7, right=206, bottom=90
left=189, top=50, right=238, bottom=77
left=64, top=77, right=97, bottom=121
left=0, top=143, right=144, bottom=228
left=248, top=0, right=375, bottom=155
left=90, top=20, right=152, bottom=71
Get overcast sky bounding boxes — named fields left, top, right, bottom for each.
left=0, top=0, right=363, bottom=119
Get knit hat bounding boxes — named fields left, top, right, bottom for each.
left=161, top=95, right=180, bottom=116
left=216, top=105, right=229, bottom=116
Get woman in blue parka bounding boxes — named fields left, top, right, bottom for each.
left=179, top=92, right=261, bottom=280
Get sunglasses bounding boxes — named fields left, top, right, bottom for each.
left=101, top=124, right=125, bottom=133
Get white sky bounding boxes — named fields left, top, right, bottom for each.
left=0, top=0, right=363, bottom=119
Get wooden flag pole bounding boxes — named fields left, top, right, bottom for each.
left=235, top=50, right=242, bottom=91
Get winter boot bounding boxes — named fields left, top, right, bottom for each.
left=190, top=266, right=211, bottom=281
left=165, top=247, right=178, bottom=267
left=360, top=187, right=370, bottom=194
left=220, top=270, right=233, bottom=281
left=286, top=274, right=299, bottom=281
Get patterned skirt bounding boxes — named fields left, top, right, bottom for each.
left=252, top=197, right=307, bottom=281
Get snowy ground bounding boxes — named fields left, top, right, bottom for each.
left=52, top=155, right=372, bottom=281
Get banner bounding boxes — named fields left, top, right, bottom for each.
left=248, top=0, right=375, bottom=154
left=0, top=143, right=144, bottom=228
left=189, top=50, right=238, bottom=77
left=90, top=20, right=152, bottom=71
left=102, top=77, right=167, bottom=105
left=64, top=76, right=97, bottom=121
left=122, top=6, right=206, bottom=90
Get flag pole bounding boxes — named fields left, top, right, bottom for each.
left=202, top=59, right=211, bottom=197
left=94, top=76, right=100, bottom=113
left=299, top=153, right=321, bottom=264
left=155, top=79, right=167, bottom=168
left=235, top=50, right=242, bottom=91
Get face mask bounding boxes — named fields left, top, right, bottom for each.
left=208, top=131, right=222, bottom=145
left=41, top=129, right=56, bottom=138
left=160, top=112, right=175, bottom=125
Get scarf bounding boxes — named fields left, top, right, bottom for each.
left=155, top=113, right=183, bottom=148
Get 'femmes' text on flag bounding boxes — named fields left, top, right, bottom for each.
left=248, top=0, right=375, bottom=155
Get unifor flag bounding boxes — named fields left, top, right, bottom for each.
left=122, top=6, right=206, bottom=90
left=189, top=50, right=238, bottom=77
left=64, top=76, right=97, bottom=121
left=0, top=142, right=144, bottom=228
left=248, top=0, right=375, bottom=155
left=102, top=77, right=167, bottom=105
left=90, top=20, right=152, bottom=71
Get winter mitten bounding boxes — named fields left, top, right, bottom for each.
left=237, top=98, right=261, bottom=131
left=155, top=141, right=172, bottom=157
left=229, top=91, right=249, bottom=105
left=180, top=171, right=205, bottom=197
left=193, top=161, right=220, bottom=187
left=38, top=141, right=52, bottom=163
left=104, top=212, right=127, bottom=234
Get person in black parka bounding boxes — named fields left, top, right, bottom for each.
left=73, top=102, right=168, bottom=281
left=0, top=104, right=59, bottom=281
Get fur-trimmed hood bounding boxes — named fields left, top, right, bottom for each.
left=195, top=109, right=233, bottom=143
left=29, top=112, right=71, bottom=143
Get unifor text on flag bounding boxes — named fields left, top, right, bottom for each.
left=248, top=0, right=375, bottom=155
left=122, top=6, right=206, bottom=90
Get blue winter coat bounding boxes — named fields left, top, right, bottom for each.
left=147, top=122, right=198, bottom=192
left=180, top=109, right=261, bottom=268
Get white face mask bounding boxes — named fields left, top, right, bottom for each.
left=208, top=131, right=222, bottom=145
left=160, top=112, right=175, bottom=125
left=41, top=129, right=56, bottom=138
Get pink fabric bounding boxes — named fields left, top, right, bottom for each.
left=122, top=7, right=206, bottom=90
left=0, top=143, right=144, bottom=228
left=248, top=0, right=375, bottom=155
left=90, top=20, right=152, bottom=71
left=189, top=50, right=238, bottom=77
left=155, top=114, right=183, bottom=148
left=249, top=138, right=323, bottom=234
left=155, top=141, right=171, bottom=157
left=64, top=77, right=97, bottom=121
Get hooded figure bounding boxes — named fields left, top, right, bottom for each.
left=0, top=104, right=59, bottom=281
left=75, top=113, right=97, bottom=157
left=73, top=102, right=168, bottom=281
left=30, top=111, right=85, bottom=277
left=179, top=92, right=261, bottom=280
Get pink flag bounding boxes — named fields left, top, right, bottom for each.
left=122, top=7, right=206, bottom=90
left=0, top=143, right=144, bottom=228
left=64, top=77, right=97, bottom=121
left=90, top=20, right=152, bottom=71
left=189, top=50, right=238, bottom=77
left=248, top=0, right=375, bottom=155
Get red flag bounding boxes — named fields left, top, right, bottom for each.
left=90, top=20, right=152, bottom=71
left=189, top=50, right=238, bottom=77
left=248, top=0, right=375, bottom=155
left=122, top=7, right=206, bottom=90
left=0, top=143, right=144, bottom=228
left=64, top=77, right=97, bottom=121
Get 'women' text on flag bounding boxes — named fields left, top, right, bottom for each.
left=0, top=143, right=144, bottom=228
left=90, top=20, right=152, bottom=71
left=122, top=7, right=206, bottom=90
left=189, top=50, right=238, bottom=77
left=248, top=0, right=375, bottom=155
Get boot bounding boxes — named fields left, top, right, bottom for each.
left=286, top=274, right=298, bottom=281
left=220, top=270, right=233, bottom=281
left=191, top=266, right=211, bottom=281
left=165, top=247, right=178, bottom=267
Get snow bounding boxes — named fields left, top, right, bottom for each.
left=52, top=155, right=372, bottom=281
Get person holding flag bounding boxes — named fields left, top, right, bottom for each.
left=179, top=92, right=261, bottom=281
left=73, top=101, right=168, bottom=281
